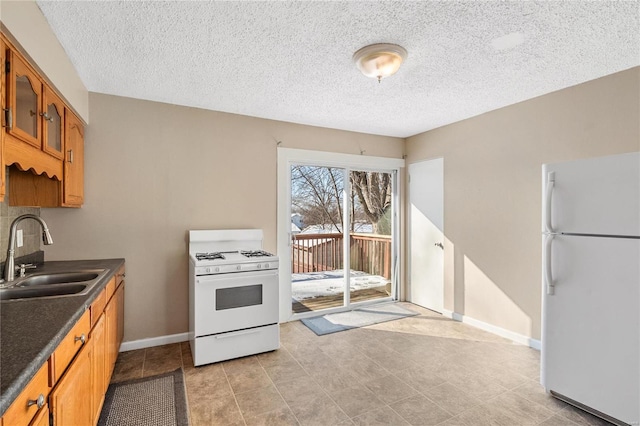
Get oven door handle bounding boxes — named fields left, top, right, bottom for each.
left=215, top=328, right=263, bottom=339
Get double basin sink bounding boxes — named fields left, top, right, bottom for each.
left=0, top=269, right=108, bottom=301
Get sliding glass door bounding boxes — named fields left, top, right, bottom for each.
left=348, top=170, right=394, bottom=305
left=288, top=162, right=397, bottom=317
left=290, top=165, right=346, bottom=313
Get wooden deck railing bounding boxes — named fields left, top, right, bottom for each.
left=291, top=232, right=391, bottom=279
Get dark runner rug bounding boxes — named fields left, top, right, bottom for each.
left=98, top=368, right=188, bottom=426
left=301, top=303, right=419, bottom=335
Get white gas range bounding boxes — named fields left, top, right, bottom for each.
left=188, top=229, right=279, bottom=366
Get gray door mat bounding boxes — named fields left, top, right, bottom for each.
left=301, top=303, right=418, bottom=336
left=98, top=368, right=188, bottom=426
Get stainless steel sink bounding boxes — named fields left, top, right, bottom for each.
left=0, top=269, right=108, bottom=301
left=0, top=284, right=87, bottom=300
left=15, top=271, right=101, bottom=287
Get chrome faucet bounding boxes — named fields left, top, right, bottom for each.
left=4, top=214, right=53, bottom=282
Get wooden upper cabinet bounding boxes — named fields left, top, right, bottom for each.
left=7, top=51, right=42, bottom=149
left=42, top=86, right=65, bottom=160
left=63, top=110, right=84, bottom=207
left=1, top=39, right=6, bottom=199
left=1, top=33, right=85, bottom=207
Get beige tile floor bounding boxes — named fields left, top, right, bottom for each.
left=110, top=303, right=613, bottom=426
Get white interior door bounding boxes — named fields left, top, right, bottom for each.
left=409, top=158, right=444, bottom=312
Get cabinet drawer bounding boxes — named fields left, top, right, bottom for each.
left=90, top=289, right=106, bottom=328
left=51, top=310, right=90, bottom=383
left=2, top=362, right=49, bottom=426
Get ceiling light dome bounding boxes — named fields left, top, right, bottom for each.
left=353, top=43, right=407, bottom=82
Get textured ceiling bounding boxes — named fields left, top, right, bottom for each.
left=36, top=1, right=639, bottom=138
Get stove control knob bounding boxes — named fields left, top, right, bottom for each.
left=237, top=266, right=241, bottom=270
left=215, top=267, right=220, bottom=273
left=205, top=267, right=211, bottom=273
left=257, top=264, right=262, bottom=269
left=264, top=263, right=269, bottom=269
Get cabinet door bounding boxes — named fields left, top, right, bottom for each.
left=8, top=51, right=41, bottom=148
left=49, top=342, right=92, bottom=426
left=62, top=110, right=84, bottom=206
left=42, top=86, right=65, bottom=160
left=105, top=282, right=125, bottom=385
left=116, top=283, right=125, bottom=349
left=91, top=313, right=107, bottom=425
left=105, top=295, right=118, bottom=384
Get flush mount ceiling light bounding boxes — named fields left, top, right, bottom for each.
left=353, top=43, right=407, bottom=83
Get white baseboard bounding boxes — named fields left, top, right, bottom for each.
left=119, top=332, right=189, bottom=352
left=441, top=309, right=541, bottom=350
left=121, top=313, right=543, bottom=353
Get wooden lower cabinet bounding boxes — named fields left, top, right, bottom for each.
left=116, top=283, right=125, bottom=351
left=1, top=266, right=124, bottom=426
left=1, top=363, right=49, bottom=426
left=91, top=313, right=107, bottom=425
left=105, top=282, right=125, bottom=384
left=49, top=342, right=92, bottom=426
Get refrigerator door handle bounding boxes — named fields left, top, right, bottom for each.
left=544, top=234, right=555, bottom=295
left=545, top=171, right=556, bottom=233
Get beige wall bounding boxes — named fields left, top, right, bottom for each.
left=41, top=93, right=404, bottom=342
left=0, top=0, right=89, bottom=122
left=406, top=67, right=640, bottom=341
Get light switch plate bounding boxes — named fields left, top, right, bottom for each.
left=16, top=229, right=23, bottom=248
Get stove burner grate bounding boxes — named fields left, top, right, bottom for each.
left=196, top=252, right=225, bottom=261
left=241, top=250, right=274, bottom=258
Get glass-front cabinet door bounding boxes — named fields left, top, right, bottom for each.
left=42, top=87, right=65, bottom=160
left=8, top=51, right=42, bottom=148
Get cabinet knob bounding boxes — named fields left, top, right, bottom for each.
left=74, top=334, right=86, bottom=344
left=40, top=112, right=53, bottom=122
left=27, top=394, right=45, bottom=409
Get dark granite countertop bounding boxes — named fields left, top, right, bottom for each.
left=0, top=258, right=124, bottom=416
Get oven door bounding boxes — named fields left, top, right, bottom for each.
left=194, top=269, right=278, bottom=336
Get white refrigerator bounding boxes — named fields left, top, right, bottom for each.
left=541, top=152, right=639, bottom=426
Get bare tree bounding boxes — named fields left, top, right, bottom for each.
left=291, top=166, right=344, bottom=232
left=291, top=166, right=391, bottom=234
left=350, top=171, right=391, bottom=234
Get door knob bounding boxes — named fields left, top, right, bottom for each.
left=434, top=242, right=444, bottom=249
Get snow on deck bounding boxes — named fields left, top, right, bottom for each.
left=291, top=269, right=390, bottom=301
